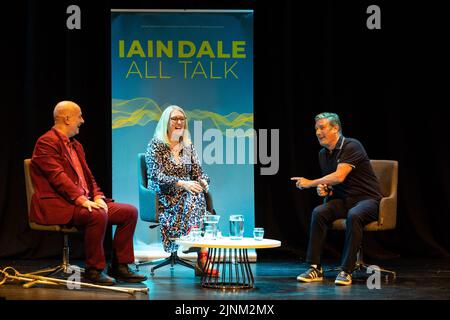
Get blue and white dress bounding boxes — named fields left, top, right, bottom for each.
left=145, top=138, right=209, bottom=253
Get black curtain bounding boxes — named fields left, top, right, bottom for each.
left=1, top=0, right=449, bottom=261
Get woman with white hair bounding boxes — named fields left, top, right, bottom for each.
left=145, top=105, right=217, bottom=276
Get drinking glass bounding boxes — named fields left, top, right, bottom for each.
left=203, top=214, right=220, bottom=240
left=191, top=226, right=201, bottom=241
left=229, top=215, right=244, bottom=240
left=253, top=227, right=264, bottom=241
left=204, top=225, right=214, bottom=239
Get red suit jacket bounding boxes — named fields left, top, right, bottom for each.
left=30, top=128, right=105, bottom=225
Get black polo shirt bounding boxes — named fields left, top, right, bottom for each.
left=318, top=136, right=382, bottom=203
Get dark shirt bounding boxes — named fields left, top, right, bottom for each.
left=318, top=136, right=382, bottom=203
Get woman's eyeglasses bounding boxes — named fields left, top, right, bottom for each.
left=170, top=117, right=186, bottom=123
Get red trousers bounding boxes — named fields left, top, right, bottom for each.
left=71, top=202, right=137, bottom=270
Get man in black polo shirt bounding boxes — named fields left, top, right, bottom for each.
left=291, top=112, right=382, bottom=286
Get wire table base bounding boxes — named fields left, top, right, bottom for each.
left=201, top=247, right=254, bottom=289
left=175, top=237, right=281, bottom=290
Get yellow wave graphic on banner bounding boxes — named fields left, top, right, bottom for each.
left=112, top=98, right=253, bottom=134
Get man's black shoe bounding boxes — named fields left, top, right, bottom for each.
left=84, top=268, right=116, bottom=286
left=108, top=264, right=148, bottom=283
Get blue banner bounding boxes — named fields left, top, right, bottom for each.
left=111, top=10, right=254, bottom=251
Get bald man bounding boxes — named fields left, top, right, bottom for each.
left=30, top=101, right=146, bottom=285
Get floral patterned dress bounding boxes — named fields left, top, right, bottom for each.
left=145, top=138, right=209, bottom=253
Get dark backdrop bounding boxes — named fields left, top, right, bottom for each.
left=1, top=0, right=449, bottom=262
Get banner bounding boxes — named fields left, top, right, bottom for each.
left=111, top=10, right=254, bottom=252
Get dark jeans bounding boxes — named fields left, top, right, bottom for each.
left=305, top=198, right=379, bottom=273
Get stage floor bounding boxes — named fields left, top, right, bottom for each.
left=1, top=258, right=450, bottom=300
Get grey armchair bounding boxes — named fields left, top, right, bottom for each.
left=329, top=159, right=398, bottom=279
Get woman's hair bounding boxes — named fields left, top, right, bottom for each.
left=314, top=112, right=342, bottom=134
left=153, top=105, right=191, bottom=145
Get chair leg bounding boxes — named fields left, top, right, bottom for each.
left=61, top=234, right=70, bottom=271
left=354, top=245, right=365, bottom=271
left=149, top=252, right=195, bottom=275
left=357, top=263, right=397, bottom=280
left=325, top=246, right=396, bottom=280
left=150, top=255, right=175, bottom=275
left=174, top=255, right=195, bottom=270
left=354, top=247, right=396, bottom=280
left=28, top=234, right=84, bottom=276
left=134, top=258, right=166, bottom=271
left=24, top=234, right=84, bottom=290
left=28, top=266, right=64, bottom=276
left=60, top=234, right=84, bottom=274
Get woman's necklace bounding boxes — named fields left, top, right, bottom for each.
left=170, top=143, right=182, bottom=165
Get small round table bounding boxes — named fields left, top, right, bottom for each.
left=176, top=237, right=281, bottom=289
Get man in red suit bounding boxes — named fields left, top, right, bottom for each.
left=30, top=101, right=146, bottom=285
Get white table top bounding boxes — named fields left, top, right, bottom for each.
left=175, top=237, right=281, bottom=249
